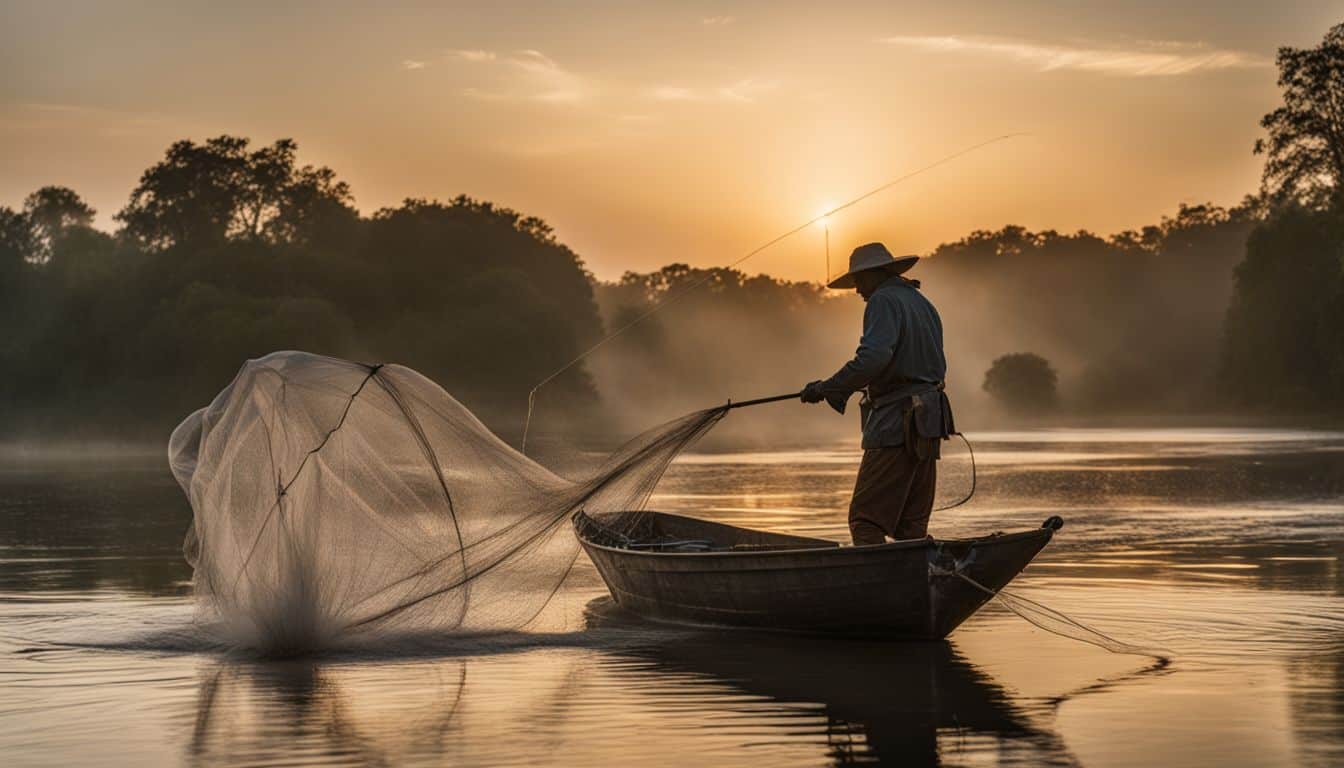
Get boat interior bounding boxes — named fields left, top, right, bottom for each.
left=574, top=510, right=1063, bottom=555
left=574, top=509, right=840, bottom=553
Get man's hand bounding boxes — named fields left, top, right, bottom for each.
left=801, top=380, right=826, bottom=404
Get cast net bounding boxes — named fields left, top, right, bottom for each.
left=169, top=351, right=725, bottom=655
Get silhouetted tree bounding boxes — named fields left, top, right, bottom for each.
left=116, top=136, right=249, bottom=249
left=0, top=206, right=37, bottom=269
left=983, top=353, right=1058, bottom=411
left=0, top=207, right=37, bottom=345
left=611, top=263, right=826, bottom=310
left=116, top=136, right=352, bottom=250
left=1220, top=22, right=1344, bottom=411
left=0, top=136, right=614, bottom=439
left=268, top=165, right=359, bottom=247
left=357, top=195, right=603, bottom=417
left=1255, top=23, right=1344, bottom=209
left=1220, top=208, right=1344, bottom=407
left=23, top=186, right=95, bottom=261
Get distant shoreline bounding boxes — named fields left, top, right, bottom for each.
left=4, top=411, right=1342, bottom=468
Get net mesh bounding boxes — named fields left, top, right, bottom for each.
left=929, top=565, right=1171, bottom=662
left=169, top=351, right=724, bottom=655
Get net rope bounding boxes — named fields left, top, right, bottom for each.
left=930, top=563, right=1170, bottom=661
left=934, top=432, right=976, bottom=512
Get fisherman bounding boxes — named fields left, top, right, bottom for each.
left=801, top=242, right=954, bottom=545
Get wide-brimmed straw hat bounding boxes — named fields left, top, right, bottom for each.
left=827, top=242, right=919, bottom=289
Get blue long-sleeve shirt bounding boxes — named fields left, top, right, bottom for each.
left=821, top=275, right=947, bottom=449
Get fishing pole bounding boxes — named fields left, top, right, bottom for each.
left=520, top=132, right=1029, bottom=453
left=723, top=391, right=803, bottom=410
left=715, top=390, right=977, bottom=511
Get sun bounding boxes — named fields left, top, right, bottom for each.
left=814, top=203, right=837, bottom=228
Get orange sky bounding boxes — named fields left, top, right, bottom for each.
left=1, top=1, right=1338, bottom=281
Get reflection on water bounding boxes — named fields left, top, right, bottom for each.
left=585, top=601, right=1082, bottom=766
left=176, top=605, right=1091, bottom=763
left=179, top=605, right=1088, bottom=767
left=190, top=659, right=468, bottom=767
left=2, top=428, right=1343, bottom=766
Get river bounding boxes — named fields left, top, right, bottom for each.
left=2, top=428, right=1342, bottom=766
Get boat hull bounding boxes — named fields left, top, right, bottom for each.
left=575, top=511, right=1058, bottom=639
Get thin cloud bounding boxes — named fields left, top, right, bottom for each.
left=647, top=78, right=777, bottom=104
left=702, top=16, right=735, bottom=26
left=879, top=34, right=1270, bottom=76
left=717, top=78, right=776, bottom=102
left=401, top=59, right=427, bottom=70
left=507, top=50, right=587, bottom=103
left=451, top=49, right=497, bottom=63
left=461, top=87, right=505, bottom=101
left=511, top=49, right=560, bottom=73
left=457, top=49, right=590, bottom=104
left=649, top=86, right=697, bottom=102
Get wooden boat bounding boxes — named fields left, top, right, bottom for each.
left=573, top=510, right=1063, bottom=639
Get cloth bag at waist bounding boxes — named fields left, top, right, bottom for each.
left=859, top=382, right=956, bottom=458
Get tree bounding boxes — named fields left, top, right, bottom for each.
left=1220, top=208, right=1344, bottom=407
left=356, top=195, right=605, bottom=424
left=23, top=186, right=95, bottom=261
left=115, top=136, right=352, bottom=250
left=1219, top=22, right=1344, bottom=410
left=267, top=165, right=357, bottom=247
left=0, top=207, right=38, bottom=270
left=983, top=353, right=1059, bottom=412
left=116, top=136, right=247, bottom=249
left=1255, top=23, right=1344, bottom=209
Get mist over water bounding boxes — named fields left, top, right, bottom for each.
left=3, top=428, right=1342, bottom=767
left=581, top=207, right=1259, bottom=450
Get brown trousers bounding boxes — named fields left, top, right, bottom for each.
left=848, top=445, right=937, bottom=545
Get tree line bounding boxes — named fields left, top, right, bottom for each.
left=0, top=138, right=602, bottom=441
left=957, top=24, right=1344, bottom=417
left=599, top=200, right=1261, bottom=425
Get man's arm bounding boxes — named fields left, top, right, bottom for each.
left=807, top=296, right=899, bottom=413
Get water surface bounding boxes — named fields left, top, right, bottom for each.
left=2, top=429, right=1342, bottom=766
